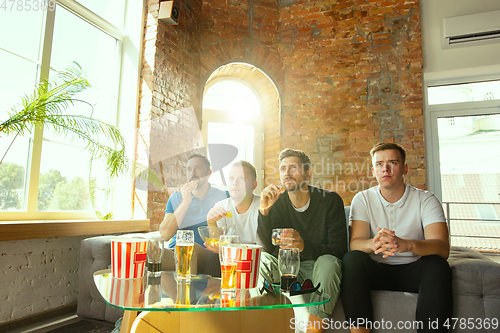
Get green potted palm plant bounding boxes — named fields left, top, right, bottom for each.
left=0, top=63, right=156, bottom=219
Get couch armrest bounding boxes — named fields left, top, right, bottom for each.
left=77, top=236, right=124, bottom=323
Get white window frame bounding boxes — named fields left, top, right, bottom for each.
left=0, top=0, right=144, bottom=221
left=424, top=75, right=500, bottom=200
left=201, top=77, right=265, bottom=194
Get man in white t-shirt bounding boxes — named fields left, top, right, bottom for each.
left=341, top=142, right=452, bottom=333
left=206, top=160, right=260, bottom=246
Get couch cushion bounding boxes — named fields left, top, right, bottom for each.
left=448, top=247, right=500, bottom=297
left=448, top=246, right=500, bottom=325
left=77, top=236, right=123, bottom=323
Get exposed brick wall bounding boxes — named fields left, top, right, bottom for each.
left=278, top=0, right=424, bottom=204
left=199, top=0, right=285, bottom=187
left=137, top=0, right=204, bottom=229
left=0, top=237, right=83, bottom=323
left=198, top=0, right=283, bottom=88
left=139, top=0, right=425, bottom=225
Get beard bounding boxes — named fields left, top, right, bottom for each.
left=282, top=178, right=308, bottom=192
left=282, top=178, right=299, bottom=191
left=191, top=175, right=209, bottom=189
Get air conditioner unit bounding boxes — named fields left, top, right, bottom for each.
left=443, top=9, right=500, bottom=49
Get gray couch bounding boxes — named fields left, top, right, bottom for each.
left=77, top=235, right=124, bottom=323
left=77, top=208, right=500, bottom=332
left=324, top=246, right=500, bottom=333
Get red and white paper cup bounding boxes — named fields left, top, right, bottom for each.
left=235, top=289, right=259, bottom=307
left=109, top=276, right=145, bottom=307
left=111, top=238, right=148, bottom=279
left=235, top=244, right=262, bottom=289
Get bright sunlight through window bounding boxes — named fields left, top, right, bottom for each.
left=202, top=80, right=260, bottom=123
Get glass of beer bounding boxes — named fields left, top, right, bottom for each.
left=219, top=235, right=240, bottom=292
left=175, top=230, right=194, bottom=280
left=272, top=228, right=293, bottom=246
left=175, top=280, right=191, bottom=308
left=278, top=248, right=300, bottom=291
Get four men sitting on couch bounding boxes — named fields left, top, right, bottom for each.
left=160, top=143, right=451, bottom=332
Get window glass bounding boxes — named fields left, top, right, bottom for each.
left=76, top=0, right=126, bottom=29
left=428, top=80, right=500, bottom=105
left=49, top=5, right=118, bottom=127
left=0, top=51, right=39, bottom=110
left=0, top=9, right=44, bottom=60
left=438, top=114, right=500, bottom=250
left=37, top=140, right=92, bottom=211
left=36, top=5, right=119, bottom=212
left=0, top=136, right=31, bottom=211
left=0, top=0, right=138, bottom=219
left=0, top=46, right=40, bottom=212
left=203, top=80, right=260, bottom=121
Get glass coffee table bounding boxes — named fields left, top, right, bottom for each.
left=94, top=269, right=330, bottom=333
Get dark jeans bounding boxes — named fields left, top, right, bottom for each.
left=341, top=250, right=453, bottom=332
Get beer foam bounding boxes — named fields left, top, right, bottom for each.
left=176, top=241, right=193, bottom=246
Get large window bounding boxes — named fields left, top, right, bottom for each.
left=0, top=0, right=142, bottom=220
left=426, top=80, right=500, bottom=251
left=202, top=78, right=264, bottom=193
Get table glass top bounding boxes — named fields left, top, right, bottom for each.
left=94, top=269, right=330, bottom=312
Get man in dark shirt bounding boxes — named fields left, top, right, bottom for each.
left=257, top=149, right=347, bottom=333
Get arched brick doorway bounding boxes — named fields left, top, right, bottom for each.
left=201, top=62, right=281, bottom=193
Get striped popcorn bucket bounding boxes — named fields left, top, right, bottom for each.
left=235, top=244, right=262, bottom=289
left=235, top=289, right=260, bottom=307
left=109, top=276, right=145, bottom=307
left=111, top=238, right=148, bottom=279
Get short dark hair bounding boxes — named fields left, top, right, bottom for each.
left=370, top=143, right=406, bottom=164
left=231, top=160, right=257, bottom=181
left=279, top=148, right=311, bottom=171
left=188, top=153, right=211, bottom=169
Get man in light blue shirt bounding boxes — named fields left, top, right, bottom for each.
left=160, top=153, right=228, bottom=248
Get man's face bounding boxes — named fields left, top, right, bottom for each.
left=228, top=165, right=256, bottom=204
left=279, top=156, right=310, bottom=192
left=186, top=157, right=211, bottom=188
left=371, top=149, right=408, bottom=190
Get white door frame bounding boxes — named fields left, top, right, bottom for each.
left=424, top=100, right=500, bottom=200
left=201, top=78, right=265, bottom=194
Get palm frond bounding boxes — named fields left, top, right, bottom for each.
left=42, top=113, right=127, bottom=176
left=132, top=161, right=164, bottom=190
left=1, top=62, right=128, bottom=179
left=1, top=62, right=91, bottom=135
left=1, top=62, right=162, bottom=220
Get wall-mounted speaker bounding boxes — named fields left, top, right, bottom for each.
left=159, top=1, right=180, bottom=26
